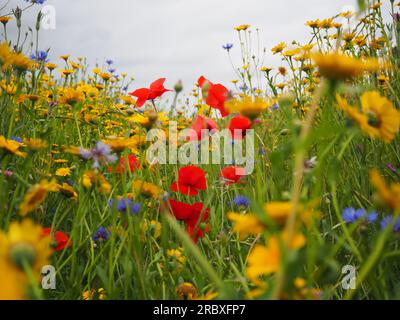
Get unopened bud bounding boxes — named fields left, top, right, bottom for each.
left=174, top=80, right=183, bottom=93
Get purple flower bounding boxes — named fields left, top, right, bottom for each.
left=381, top=216, right=400, bottom=232
left=271, top=103, right=280, bottom=111
left=11, top=136, right=23, bottom=143
left=233, top=195, right=250, bottom=208
left=366, top=212, right=378, bottom=224
left=30, top=50, right=49, bottom=62
left=25, top=0, right=46, bottom=4
left=80, top=141, right=117, bottom=169
left=110, top=198, right=141, bottom=215
left=93, top=226, right=111, bottom=242
left=387, top=163, right=397, bottom=173
left=343, top=208, right=366, bottom=223
left=222, top=43, right=234, bottom=52
left=108, top=68, right=116, bottom=74
left=106, top=59, right=114, bottom=65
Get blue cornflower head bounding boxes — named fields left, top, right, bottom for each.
left=108, top=68, right=116, bottom=74
left=366, top=211, right=378, bottom=224
left=25, top=0, right=46, bottom=4
left=122, top=86, right=128, bottom=91
left=233, top=195, right=250, bottom=208
left=11, top=136, right=23, bottom=143
left=80, top=141, right=117, bottom=169
left=30, top=50, right=49, bottom=62
left=222, top=43, right=234, bottom=52
left=93, top=226, right=111, bottom=242
left=106, top=59, right=114, bottom=65
left=342, top=208, right=366, bottom=223
left=381, top=216, right=400, bottom=232
left=114, top=198, right=141, bottom=215
left=271, top=103, right=280, bottom=111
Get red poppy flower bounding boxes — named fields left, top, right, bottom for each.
left=42, top=228, right=71, bottom=252
left=171, top=166, right=207, bottom=196
left=191, top=115, right=218, bottom=140
left=168, top=199, right=210, bottom=243
left=229, top=115, right=252, bottom=139
left=129, top=78, right=171, bottom=107
left=198, top=76, right=230, bottom=117
left=220, top=166, right=246, bottom=185
left=109, top=155, right=140, bottom=173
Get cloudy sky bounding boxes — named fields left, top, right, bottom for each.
left=3, top=0, right=392, bottom=91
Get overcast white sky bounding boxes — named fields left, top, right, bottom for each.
left=2, top=0, right=392, bottom=91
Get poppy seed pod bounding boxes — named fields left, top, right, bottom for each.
left=174, top=80, right=183, bottom=93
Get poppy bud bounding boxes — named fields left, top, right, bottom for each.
left=201, top=81, right=210, bottom=99
left=174, top=80, right=183, bottom=93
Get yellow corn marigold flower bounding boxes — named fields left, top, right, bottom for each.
left=133, top=180, right=162, bottom=199
left=0, top=42, right=14, bottom=71
left=227, top=212, right=265, bottom=239
left=82, top=288, right=106, bottom=300
left=318, top=18, right=334, bottom=29
left=370, top=169, right=400, bottom=211
left=59, top=69, right=74, bottom=77
left=60, top=54, right=70, bottom=61
left=336, top=91, right=400, bottom=143
left=0, top=136, right=26, bottom=158
left=100, top=72, right=112, bottom=81
left=0, top=16, right=12, bottom=24
left=102, top=136, right=137, bottom=152
left=81, top=171, right=111, bottom=194
left=56, top=182, right=78, bottom=200
left=371, top=2, right=383, bottom=10
left=176, top=282, right=198, bottom=300
left=278, top=66, right=287, bottom=76
left=234, top=24, right=250, bottom=31
left=312, top=52, right=379, bottom=80
left=226, top=95, right=268, bottom=119
left=62, top=145, right=81, bottom=155
left=58, top=87, right=84, bottom=106
left=271, top=42, right=286, bottom=55
left=306, top=19, right=320, bottom=29
left=45, top=63, right=58, bottom=71
left=11, top=52, right=33, bottom=71
left=246, top=233, right=305, bottom=285
left=167, top=248, right=186, bottom=264
left=283, top=48, right=301, bottom=58
left=55, top=167, right=71, bottom=177
left=141, top=219, right=162, bottom=240
left=0, top=219, right=52, bottom=300
left=19, top=179, right=59, bottom=216
left=24, top=138, right=48, bottom=150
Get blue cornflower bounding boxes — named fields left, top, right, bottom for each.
left=222, top=43, right=234, bottom=52
left=342, top=208, right=366, bottom=223
left=271, top=103, right=280, bottom=111
left=122, top=86, right=128, bottom=91
left=11, top=136, right=23, bottom=143
left=233, top=195, right=250, bottom=208
left=110, top=198, right=141, bottom=215
left=93, top=226, right=111, bottom=242
left=106, top=59, right=114, bottom=65
left=108, top=68, right=116, bottom=74
left=25, top=0, right=46, bottom=4
left=381, top=216, right=400, bottom=232
left=366, top=211, right=378, bottom=224
left=30, top=50, right=49, bottom=62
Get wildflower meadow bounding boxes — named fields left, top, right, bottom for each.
left=1, top=0, right=400, bottom=302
